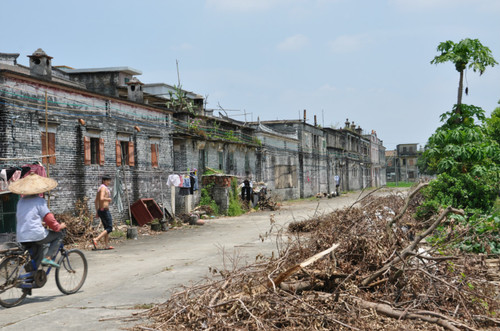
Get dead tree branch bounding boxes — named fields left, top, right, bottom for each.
left=361, top=206, right=464, bottom=287
left=387, top=182, right=428, bottom=229
left=354, top=298, right=464, bottom=331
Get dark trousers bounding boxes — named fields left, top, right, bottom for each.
left=25, top=230, right=64, bottom=268
left=241, top=186, right=252, bottom=201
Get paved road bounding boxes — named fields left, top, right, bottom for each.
left=0, top=189, right=403, bottom=330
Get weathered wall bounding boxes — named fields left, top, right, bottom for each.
left=0, top=74, right=173, bottom=222
left=255, top=132, right=300, bottom=201
left=263, top=122, right=327, bottom=198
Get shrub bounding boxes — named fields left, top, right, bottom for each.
left=427, top=210, right=500, bottom=254
left=200, top=183, right=219, bottom=215
left=227, top=178, right=244, bottom=217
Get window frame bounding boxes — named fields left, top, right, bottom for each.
left=115, top=137, right=135, bottom=167
left=151, top=142, right=159, bottom=168
left=84, top=136, right=104, bottom=165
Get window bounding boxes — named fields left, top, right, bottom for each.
left=226, top=152, right=234, bottom=172
left=41, top=131, right=56, bottom=164
left=116, top=140, right=135, bottom=166
left=402, top=158, right=406, bottom=166
left=84, top=136, right=104, bottom=165
left=218, top=151, right=224, bottom=170
left=244, top=153, right=250, bottom=175
left=120, top=141, right=129, bottom=164
left=151, top=143, right=159, bottom=168
left=199, top=149, right=206, bottom=172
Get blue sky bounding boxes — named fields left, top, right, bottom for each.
left=2, top=0, right=500, bottom=149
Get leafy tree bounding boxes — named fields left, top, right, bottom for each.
left=416, top=146, right=434, bottom=176
left=430, top=38, right=497, bottom=115
left=486, top=102, right=500, bottom=145
left=422, top=104, right=500, bottom=212
left=421, top=39, right=500, bottom=214
left=165, top=85, right=196, bottom=114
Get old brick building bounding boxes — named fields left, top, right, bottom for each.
left=0, top=49, right=173, bottom=222
left=0, top=48, right=387, bottom=233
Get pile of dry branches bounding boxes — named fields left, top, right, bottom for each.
left=54, top=197, right=100, bottom=247
left=135, top=187, right=500, bottom=330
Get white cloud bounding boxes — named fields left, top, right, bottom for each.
left=388, top=0, right=500, bottom=12
left=205, top=0, right=342, bottom=12
left=206, top=0, right=285, bottom=12
left=389, top=0, right=465, bottom=11
left=318, top=84, right=337, bottom=92
left=327, top=34, right=366, bottom=54
left=276, top=34, right=309, bottom=51
left=170, top=43, right=194, bottom=51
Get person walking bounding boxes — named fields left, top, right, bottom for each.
left=93, top=175, right=114, bottom=250
left=334, top=175, right=341, bottom=196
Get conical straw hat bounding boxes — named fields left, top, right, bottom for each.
left=8, top=173, right=58, bottom=195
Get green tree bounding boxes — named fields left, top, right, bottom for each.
left=430, top=38, right=497, bottom=114
left=423, top=104, right=499, bottom=212
left=421, top=39, right=500, bottom=214
left=486, top=102, right=500, bottom=145
left=165, top=85, right=196, bottom=114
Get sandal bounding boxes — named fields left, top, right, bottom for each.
left=92, top=239, right=98, bottom=249
left=106, top=246, right=115, bottom=250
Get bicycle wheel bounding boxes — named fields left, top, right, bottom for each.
left=55, top=249, right=88, bottom=295
left=0, top=256, right=27, bottom=308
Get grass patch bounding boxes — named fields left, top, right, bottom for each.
left=385, top=181, right=414, bottom=188
left=110, top=230, right=125, bottom=239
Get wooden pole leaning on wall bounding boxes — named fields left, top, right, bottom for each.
left=122, top=167, right=132, bottom=223
left=45, top=91, right=51, bottom=207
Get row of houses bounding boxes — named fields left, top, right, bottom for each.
left=385, top=143, right=421, bottom=182
left=0, top=49, right=387, bottom=224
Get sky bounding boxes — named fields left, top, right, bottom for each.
left=1, top=0, right=500, bottom=150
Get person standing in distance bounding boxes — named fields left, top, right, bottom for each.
left=334, top=175, right=341, bottom=197
left=93, top=175, right=114, bottom=250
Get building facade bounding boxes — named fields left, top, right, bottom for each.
left=385, top=143, right=420, bottom=182
left=0, top=49, right=174, bottom=221
left=0, top=49, right=388, bottom=231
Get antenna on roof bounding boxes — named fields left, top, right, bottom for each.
left=176, top=59, right=181, bottom=87
left=217, top=102, right=228, bottom=117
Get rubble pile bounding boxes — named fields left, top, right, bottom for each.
left=257, top=195, right=280, bottom=211
left=55, top=213, right=99, bottom=248
left=136, top=189, right=499, bottom=330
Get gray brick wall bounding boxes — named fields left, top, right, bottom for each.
left=0, top=74, right=173, bottom=223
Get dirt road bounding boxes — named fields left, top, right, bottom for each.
left=0, top=188, right=405, bottom=330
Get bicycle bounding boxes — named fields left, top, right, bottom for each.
left=0, top=232, right=88, bottom=308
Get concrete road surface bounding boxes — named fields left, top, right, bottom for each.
left=0, top=188, right=405, bottom=330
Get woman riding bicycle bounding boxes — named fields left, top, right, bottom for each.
left=9, top=173, right=66, bottom=269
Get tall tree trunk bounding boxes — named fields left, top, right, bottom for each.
left=456, top=70, right=464, bottom=115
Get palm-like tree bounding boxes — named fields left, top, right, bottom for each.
left=431, top=38, right=497, bottom=114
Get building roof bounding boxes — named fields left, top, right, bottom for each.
left=58, top=66, right=142, bottom=75
left=0, top=69, right=172, bottom=115
left=142, top=83, right=203, bottom=100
